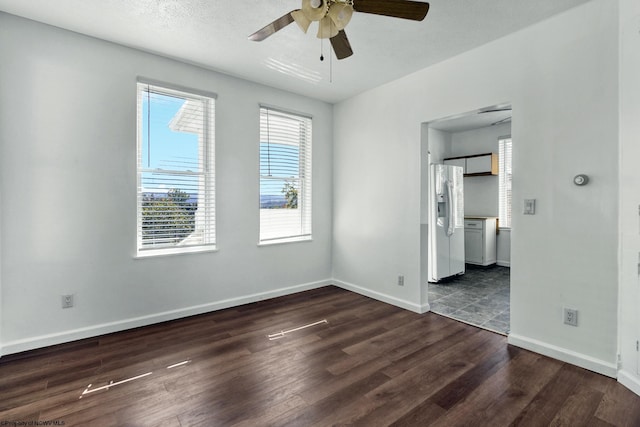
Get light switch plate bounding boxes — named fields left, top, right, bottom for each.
left=524, top=199, right=536, bottom=215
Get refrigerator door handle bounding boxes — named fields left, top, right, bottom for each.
left=446, top=180, right=455, bottom=236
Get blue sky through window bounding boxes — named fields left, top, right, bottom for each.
left=141, top=91, right=199, bottom=173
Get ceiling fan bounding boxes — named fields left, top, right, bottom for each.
left=248, top=0, right=430, bottom=60
left=478, top=107, right=512, bottom=114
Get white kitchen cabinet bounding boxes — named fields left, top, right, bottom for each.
left=443, top=157, right=466, bottom=172
left=465, top=155, right=493, bottom=174
left=464, top=217, right=497, bottom=266
left=443, top=153, right=497, bottom=176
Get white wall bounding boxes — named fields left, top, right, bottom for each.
left=450, top=123, right=510, bottom=217
left=0, top=157, right=2, bottom=355
left=427, top=128, right=451, bottom=165
left=333, top=0, right=619, bottom=376
left=0, top=13, right=333, bottom=355
left=618, top=0, right=640, bottom=395
left=497, top=229, right=511, bottom=267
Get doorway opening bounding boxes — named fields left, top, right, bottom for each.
left=421, top=104, right=512, bottom=335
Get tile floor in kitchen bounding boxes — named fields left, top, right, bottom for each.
left=428, top=264, right=510, bottom=335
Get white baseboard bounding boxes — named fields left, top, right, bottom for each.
left=420, top=302, right=431, bottom=313
left=1, top=279, right=332, bottom=356
left=508, top=333, right=617, bottom=378
left=332, top=279, right=427, bottom=314
left=497, top=260, right=511, bottom=267
left=618, top=369, right=640, bottom=397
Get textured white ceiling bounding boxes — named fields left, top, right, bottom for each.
left=0, top=0, right=592, bottom=103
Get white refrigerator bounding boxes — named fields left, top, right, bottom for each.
left=428, top=164, right=465, bottom=282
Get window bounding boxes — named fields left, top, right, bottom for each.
left=259, top=107, right=312, bottom=244
left=136, top=82, right=215, bottom=256
left=498, top=136, right=512, bottom=228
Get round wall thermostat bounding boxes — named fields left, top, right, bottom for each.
left=573, top=174, right=589, bottom=186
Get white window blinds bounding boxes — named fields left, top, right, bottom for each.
left=259, top=107, right=312, bottom=244
left=136, top=82, right=215, bottom=255
left=498, top=136, right=512, bottom=228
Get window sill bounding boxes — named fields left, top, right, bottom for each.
left=135, top=245, right=218, bottom=259
left=258, top=236, right=312, bottom=247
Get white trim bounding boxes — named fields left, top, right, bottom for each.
left=258, top=103, right=313, bottom=120
left=1, top=279, right=331, bottom=356
left=618, top=369, right=640, bottom=397
left=258, top=236, right=313, bottom=247
left=508, top=333, right=617, bottom=378
left=135, top=245, right=218, bottom=258
left=137, top=76, right=218, bottom=100
left=497, top=261, right=511, bottom=267
left=331, top=279, right=427, bottom=314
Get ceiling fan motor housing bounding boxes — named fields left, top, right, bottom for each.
left=295, top=0, right=354, bottom=38
left=302, top=0, right=329, bottom=21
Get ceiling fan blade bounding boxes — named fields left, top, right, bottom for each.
left=248, top=11, right=297, bottom=41
left=492, top=117, right=512, bottom=126
left=479, top=108, right=512, bottom=114
left=330, top=30, right=353, bottom=60
left=353, top=0, right=429, bottom=21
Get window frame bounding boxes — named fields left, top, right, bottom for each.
left=498, top=135, right=512, bottom=229
left=258, top=105, right=312, bottom=245
left=135, top=80, right=217, bottom=257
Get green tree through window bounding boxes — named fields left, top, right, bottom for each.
left=141, top=189, right=196, bottom=244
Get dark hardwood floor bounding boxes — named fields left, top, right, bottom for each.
left=1, top=286, right=639, bottom=426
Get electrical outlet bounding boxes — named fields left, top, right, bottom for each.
left=62, top=294, right=74, bottom=309
left=563, top=307, right=578, bottom=326
left=398, top=275, right=404, bottom=286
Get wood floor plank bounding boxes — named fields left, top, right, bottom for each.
left=299, top=357, right=391, bottom=405
left=352, top=329, right=506, bottom=425
left=326, top=316, right=444, bottom=376
left=428, top=344, right=521, bottom=410
left=229, top=395, right=308, bottom=427
left=280, top=371, right=391, bottom=426
left=593, top=380, right=640, bottom=427
left=380, top=323, right=481, bottom=378
left=430, top=350, right=563, bottom=426
left=547, top=385, right=604, bottom=426
left=388, top=401, right=447, bottom=427
left=510, top=363, right=592, bottom=426
left=0, top=286, right=638, bottom=426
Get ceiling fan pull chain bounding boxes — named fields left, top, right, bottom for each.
left=329, top=40, right=333, bottom=83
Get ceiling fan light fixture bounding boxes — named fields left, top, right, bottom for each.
left=317, top=15, right=339, bottom=39
left=301, top=0, right=328, bottom=22
left=291, top=10, right=312, bottom=33
left=327, top=3, right=353, bottom=30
